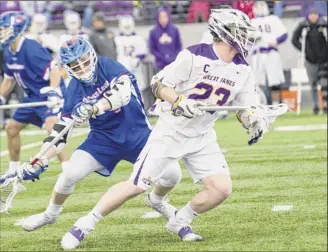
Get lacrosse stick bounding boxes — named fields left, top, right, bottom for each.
left=0, top=120, right=75, bottom=213
left=0, top=100, right=60, bottom=110
left=161, top=103, right=288, bottom=113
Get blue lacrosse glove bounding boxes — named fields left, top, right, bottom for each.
left=71, top=100, right=99, bottom=127
left=17, top=158, right=49, bottom=182
left=40, top=87, right=64, bottom=113
left=0, top=95, right=6, bottom=105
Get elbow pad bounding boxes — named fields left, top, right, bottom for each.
left=114, top=75, right=132, bottom=106
left=43, top=121, right=73, bottom=153
left=151, top=75, right=165, bottom=99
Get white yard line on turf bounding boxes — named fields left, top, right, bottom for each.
left=272, top=204, right=293, bottom=212
left=274, top=124, right=327, bottom=132
left=0, top=129, right=89, bottom=157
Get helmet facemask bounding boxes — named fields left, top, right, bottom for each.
left=209, top=9, right=257, bottom=60
left=61, top=38, right=98, bottom=85
left=0, top=25, right=14, bottom=44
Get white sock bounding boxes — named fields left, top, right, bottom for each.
left=175, top=202, right=199, bottom=224
left=45, top=203, right=62, bottom=218
left=149, top=191, right=165, bottom=205
left=8, top=161, right=20, bottom=174
left=85, top=208, right=103, bottom=229
left=61, top=161, right=70, bottom=172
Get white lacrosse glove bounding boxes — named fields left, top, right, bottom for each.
left=237, top=106, right=269, bottom=145
left=247, top=116, right=269, bottom=145
left=71, top=101, right=98, bottom=127
left=171, top=95, right=207, bottom=118
left=40, top=86, right=64, bottom=113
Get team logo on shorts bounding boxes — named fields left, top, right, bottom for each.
left=142, top=177, right=153, bottom=186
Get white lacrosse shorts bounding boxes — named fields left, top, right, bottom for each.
left=130, top=126, right=230, bottom=191
left=252, top=50, right=285, bottom=87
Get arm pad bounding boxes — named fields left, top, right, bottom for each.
left=43, top=120, right=73, bottom=154
left=151, top=75, right=166, bottom=100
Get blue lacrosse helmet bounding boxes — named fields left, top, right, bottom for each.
left=59, top=36, right=98, bottom=86
left=0, top=11, right=29, bottom=49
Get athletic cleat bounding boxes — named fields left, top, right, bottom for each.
left=145, top=194, right=177, bottom=220
left=166, top=218, right=203, bottom=241
left=61, top=216, right=94, bottom=250
left=16, top=212, right=56, bottom=231
left=0, top=167, right=17, bottom=184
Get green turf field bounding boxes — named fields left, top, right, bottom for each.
left=0, top=111, right=327, bottom=251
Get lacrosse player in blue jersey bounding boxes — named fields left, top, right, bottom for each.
left=16, top=36, right=181, bottom=248
left=0, top=11, right=69, bottom=181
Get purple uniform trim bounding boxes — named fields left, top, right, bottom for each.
left=178, top=226, right=193, bottom=238
left=276, top=33, right=288, bottom=44
left=133, top=151, right=149, bottom=185
left=136, top=54, right=146, bottom=60
left=69, top=226, right=85, bottom=242
left=252, top=46, right=278, bottom=55
left=187, top=43, right=218, bottom=60
left=232, top=53, right=248, bottom=66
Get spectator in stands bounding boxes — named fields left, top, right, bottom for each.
left=59, top=11, right=89, bottom=44
left=88, top=12, right=117, bottom=60
left=19, top=1, right=52, bottom=21
left=187, top=1, right=210, bottom=23
left=149, top=8, right=182, bottom=73
left=201, top=4, right=232, bottom=44
left=292, top=7, right=328, bottom=115
left=234, top=0, right=255, bottom=19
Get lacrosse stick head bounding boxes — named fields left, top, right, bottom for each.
left=251, top=103, right=289, bottom=124
left=0, top=176, right=26, bottom=213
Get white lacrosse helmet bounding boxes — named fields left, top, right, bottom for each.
left=64, top=11, right=81, bottom=34
left=118, top=15, right=135, bottom=36
left=253, top=1, right=270, bottom=17
left=30, top=13, right=48, bottom=34
left=208, top=9, right=256, bottom=60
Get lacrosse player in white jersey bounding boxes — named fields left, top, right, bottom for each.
left=59, top=11, right=88, bottom=45
left=114, top=16, right=148, bottom=98
left=55, top=9, right=279, bottom=249
left=251, top=1, right=288, bottom=105
left=25, top=13, right=60, bottom=54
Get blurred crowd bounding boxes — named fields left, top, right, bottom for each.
left=0, top=0, right=327, bottom=125
left=2, top=1, right=328, bottom=27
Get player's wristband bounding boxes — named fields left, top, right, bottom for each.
left=171, top=95, right=184, bottom=116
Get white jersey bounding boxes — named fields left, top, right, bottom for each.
left=154, top=43, right=257, bottom=137
left=114, top=34, right=148, bottom=72
left=251, top=15, right=287, bottom=52
left=58, top=31, right=89, bottom=45
left=25, top=32, right=60, bottom=54
left=200, top=30, right=213, bottom=44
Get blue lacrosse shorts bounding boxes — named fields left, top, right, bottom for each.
left=12, top=96, right=58, bottom=128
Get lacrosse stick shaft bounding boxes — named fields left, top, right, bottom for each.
left=0, top=101, right=54, bottom=110
left=161, top=105, right=249, bottom=112
left=30, top=120, right=75, bottom=165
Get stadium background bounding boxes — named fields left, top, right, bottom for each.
left=0, top=1, right=327, bottom=252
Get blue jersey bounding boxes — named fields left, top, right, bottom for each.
left=3, top=37, right=66, bottom=100
left=62, top=56, right=151, bottom=146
